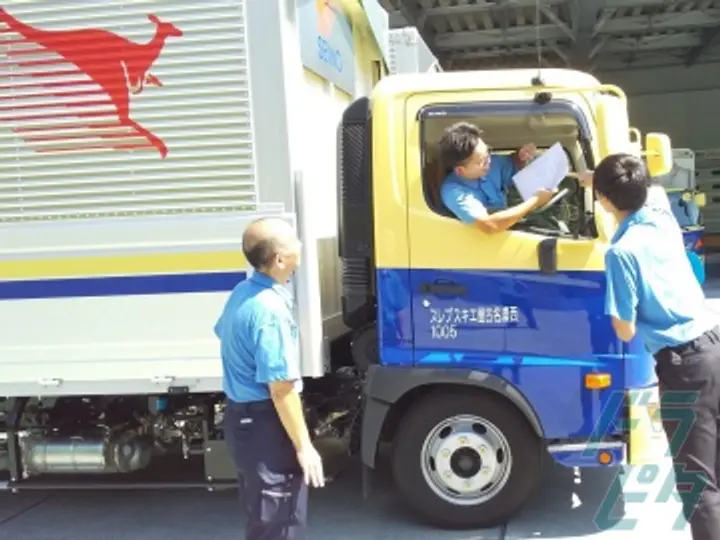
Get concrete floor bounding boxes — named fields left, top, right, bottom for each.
left=0, top=455, right=693, bottom=539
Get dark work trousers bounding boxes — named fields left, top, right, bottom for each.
left=224, top=399, right=308, bottom=540
left=655, top=326, right=720, bottom=540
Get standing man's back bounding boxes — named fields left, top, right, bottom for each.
left=595, top=154, right=719, bottom=540
left=215, top=218, right=324, bottom=540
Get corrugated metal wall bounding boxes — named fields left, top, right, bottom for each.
left=601, top=62, right=720, bottom=233
left=600, top=62, right=720, bottom=150
left=0, top=2, right=257, bottom=222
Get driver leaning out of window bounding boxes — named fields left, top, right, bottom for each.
left=439, top=121, right=554, bottom=234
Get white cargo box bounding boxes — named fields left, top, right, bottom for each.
left=0, top=0, right=386, bottom=397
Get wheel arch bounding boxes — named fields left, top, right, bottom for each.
left=360, top=365, right=545, bottom=469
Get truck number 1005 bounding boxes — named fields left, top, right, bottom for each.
left=431, top=325, right=457, bottom=340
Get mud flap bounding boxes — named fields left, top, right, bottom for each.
left=626, top=386, right=667, bottom=465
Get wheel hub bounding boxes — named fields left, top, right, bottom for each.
left=450, top=447, right=482, bottom=478
left=421, top=414, right=512, bottom=506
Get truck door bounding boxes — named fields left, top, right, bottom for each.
left=404, top=98, right=640, bottom=441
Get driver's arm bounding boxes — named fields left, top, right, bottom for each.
left=569, top=171, right=594, bottom=187
left=441, top=182, right=544, bottom=234
left=476, top=197, right=546, bottom=234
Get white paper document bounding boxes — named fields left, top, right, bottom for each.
left=512, top=142, right=570, bottom=201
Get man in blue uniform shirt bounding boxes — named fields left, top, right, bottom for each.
left=215, top=217, right=324, bottom=540
left=594, top=153, right=719, bottom=540
left=438, top=122, right=554, bottom=232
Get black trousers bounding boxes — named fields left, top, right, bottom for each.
left=224, top=400, right=308, bottom=540
left=655, top=326, right=720, bottom=540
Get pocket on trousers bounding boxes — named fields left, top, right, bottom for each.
left=258, top=472, right=302, bottom=526
left=656, top=350, right=712, bottom=394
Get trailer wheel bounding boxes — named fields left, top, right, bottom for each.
left=391, top=389, right=542, bottom=529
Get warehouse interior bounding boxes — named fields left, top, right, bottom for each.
left=380, top=0, right=720, bottom=240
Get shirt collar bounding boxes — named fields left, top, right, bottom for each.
left=611, top=206, right=654, bottom=244
left=250, top=271, right=293, bottom=307
left=449, top=172, right=481, bottom=186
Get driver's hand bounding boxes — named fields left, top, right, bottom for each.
left=532, top=188, right=554, bottom=208
left=577, top=171, right=594, bottom=187
left=517, top=143, right=537, bottom=165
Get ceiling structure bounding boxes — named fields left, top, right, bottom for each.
left=379, top=0, right=720, bottom=72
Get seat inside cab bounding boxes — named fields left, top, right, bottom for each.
left=421, top=113, right=596, bottom=238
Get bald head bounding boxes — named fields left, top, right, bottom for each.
left=242, top=218, right=299, bottom=271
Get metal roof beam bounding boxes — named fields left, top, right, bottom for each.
left=601, top=9, right=720, bottom=34
left=602, top=0, right=682, bottom=7
left=435, top=25, right=564, bottom=49
left=434, top=10, right=713, bottom=51
left=569, top=0, right=605, bottom=69
left=606, top=33, right=701, bottom=51
left=447, top=32, right=701, bottom=63
left=684, top=24, right=720, bottom=66
left=387, top=0, right=567, bottom=28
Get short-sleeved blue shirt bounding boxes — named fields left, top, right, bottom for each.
left=440, top=154, right=518, bottom=222
left=214, top=272, right=302, bottom=403
left=604, top=205, right=715, bottom=355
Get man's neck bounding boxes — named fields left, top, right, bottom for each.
left=258, top=267, right=289, bottom=285
left=613, top=210, right=630, bottom=223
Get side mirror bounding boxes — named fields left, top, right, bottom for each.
left=644, top=133, right=672, bottom=177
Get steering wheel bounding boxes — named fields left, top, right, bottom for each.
left=529, top=187, right=570, bottom=215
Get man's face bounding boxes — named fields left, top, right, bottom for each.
left=456, top=141, right=491, bottom=180
left=275, top=235, right=303, bottom=277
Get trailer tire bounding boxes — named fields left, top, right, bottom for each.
left=391, top=388, right=542, bottom=529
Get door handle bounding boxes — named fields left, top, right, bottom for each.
left=420, top=281, right=467, bottom=296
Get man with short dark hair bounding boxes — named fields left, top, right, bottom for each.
left=594, top=153, right=720, bottom=540
left=438, top=121, right=554, bottom=233
left=215, top=217, right=325, bottom=539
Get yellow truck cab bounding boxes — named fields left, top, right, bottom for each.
left=337, top=68, right=673, bottom=528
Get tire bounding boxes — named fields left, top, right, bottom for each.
left=391, top=388, right=543, bottom=529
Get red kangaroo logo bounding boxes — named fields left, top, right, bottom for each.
left=0, top=9, right=182, bottom=158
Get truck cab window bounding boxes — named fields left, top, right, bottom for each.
left=421, top=112, right=593, bottom=238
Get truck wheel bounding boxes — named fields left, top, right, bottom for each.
left=391, top=389, right=542, bottom=529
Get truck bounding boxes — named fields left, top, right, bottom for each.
left=0, top=0, right=674, bottom=531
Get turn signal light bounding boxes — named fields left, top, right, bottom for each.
left=585, top=373, right=611, bottom=390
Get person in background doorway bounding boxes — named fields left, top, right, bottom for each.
left=438, top=122, right=554, bottom=233
left=215, top=217, right=325, bottom=540
left=594, top=153, right=720, bottom=540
